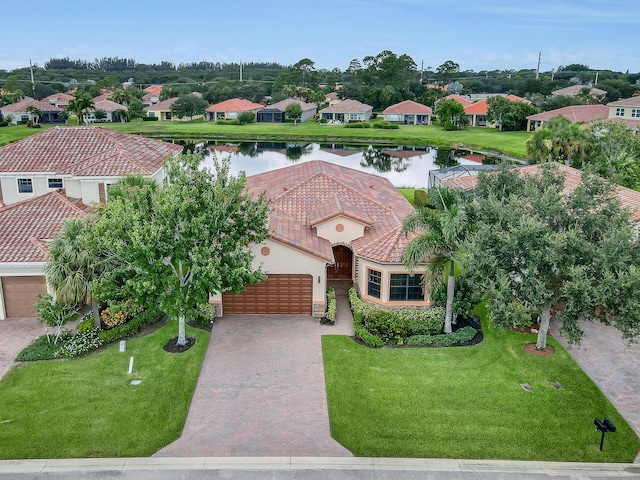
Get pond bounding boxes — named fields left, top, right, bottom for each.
left=178, top=140, right=509, bottom=188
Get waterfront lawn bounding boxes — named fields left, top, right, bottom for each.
left=322, top=307, right=640, bottom=462
left=0, top=318, right=208, bottom=459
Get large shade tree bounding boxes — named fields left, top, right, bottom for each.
left=463, top=164, right=640, bottom=350
left=402, top=186, right=475, bottom=334
left=88, top=153, right=271, bottom=346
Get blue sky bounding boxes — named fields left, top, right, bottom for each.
left=1, top=0, right=638, bottom=74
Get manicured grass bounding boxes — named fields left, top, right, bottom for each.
left=322, top=306, right=640, bottom=462
left=397, top=188, right=418, bottom=205
left=0, top=318, right=208, bottom=459
left=0, top=124, right=57, bottom=145
left=0, top=121, right=531, bottom=158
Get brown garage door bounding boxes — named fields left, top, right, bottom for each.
left=2, top=276, right=47, bottom=317
left=222, top=274, right=312, bottom=315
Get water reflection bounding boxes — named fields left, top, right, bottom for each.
left=175, top=140, right=505, bottom=187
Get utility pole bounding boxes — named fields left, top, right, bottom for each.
left=536, top=51, right=541, bottom=80
left=420, top=60, right=424, bottom=83
left=29, top=59, right=36, bottom=96
left=595, top=71, right=599, bottom=85
left=239, top=61, right=243, bottom=82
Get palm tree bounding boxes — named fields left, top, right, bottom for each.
left=109, top=88, right=133, bottom=106
left=401, top=187, right=473, bottom=334
left=67, top=92, right=95, bottom=125
left=25, top=105, right=42, bottom=125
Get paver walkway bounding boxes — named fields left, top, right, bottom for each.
left=156, top=283, right=354, bottom=457
left=0, top=317, right=42, bottom=379
left=550, top=319, right=640, bottom=462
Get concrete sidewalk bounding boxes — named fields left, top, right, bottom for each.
left=0, top=457, right=639, bottom=479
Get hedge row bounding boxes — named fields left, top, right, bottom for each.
left=97, top=309, right=164, bottom=344
left=325, top=287, right=337, bottom=322
left=344, top=122, right=371, bottom=129
left=372, top=122, right=399, bottom=129
left=407, top=326, right=477, bottom=346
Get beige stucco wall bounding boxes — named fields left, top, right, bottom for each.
left=314, top=216, right=366, bottom=244
left=356, top=257, right=430, bottom=307
left=0, top=263, right=48, bottom=320
left=608, top=105, right=640, bottom=120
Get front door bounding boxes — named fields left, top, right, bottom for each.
left=327, top=245, right=352, bottom=279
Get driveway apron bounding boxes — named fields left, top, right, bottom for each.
left=155, top=310, right=354, bottom=457
left=0, top=317, right=42, bottom=380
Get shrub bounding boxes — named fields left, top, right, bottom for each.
left=344, top=122, right=371, bottom=128
left=414, top=189, right=429, bottom=208
left=16, top=333, right=70, bottom=361
left=97, top=309, right=163, bottom=344
left=443, top=120, right=457, bottom=131
left=35, top=294, right=79, bottom=345
left=0, top=120, right=8, bottom=127
left=319, top=118, right=328, bottom=124
left=237, top=111, right=255, bottom=125
left=372, top=122, right=399, bottom=130
left=57, top=329, right=103, bottom=358
left=396, top=308, right=444, bottom=336
left=407, top=326, right=477, bottom=347
left=76, top=313, right=95, bottom=333
left=142, top=116, right=158, bottom=121
left=325, top=287, right=337, bottom=322
left=216, top=119, right=239, bottom=125
left=355, top=323, right=384, bottom=348
left=101, top=299, right=145, bottom=329
left=349, top=289, right=383, bottom=347
left=193, top=303, right=217, bottom=326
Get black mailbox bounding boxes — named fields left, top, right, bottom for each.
left=594, top=417, right=606, bottom=432
left=603, top=417, right=616, bottom=433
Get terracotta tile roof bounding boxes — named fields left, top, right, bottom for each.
left=0, top=190, right=91, bottom=263
left=144, top=97, right=178, bottom=111
left=319, top=99, right=373, bottom=114
left=608, top=117, right=640, bottom=131
left=266, top=98, right=316, bottom=112
left=144, top=85, right=163, bottom=96
left=464, top=99, right=488, bottom=115
left=526, top=105, right=609, bottom=122
left=1, top=97, right=62, bottom=113
left=383, top=100, right=432, bottom=115
left=92, top=93, right=110, bottom=103
left=607, top=95, right=640, bottom=108
left=325, top=92, right=339, bottom=101
left=206, top=98, right=263, bottom=112
left=553, top=85, right=607, bottom=97
left=0, top=126, right=182, bottom=177
left=505, top=94, right=532, bottom=104
left=444, top=163, right=640, bottom=221
left=440, top=94, right=472, bottom=106
left=94, top=99, right=125, bottom=113
left=245, top=160, right=415, bottom=264
left=44, top=92, right=74, bottom=103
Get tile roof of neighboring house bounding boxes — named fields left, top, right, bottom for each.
left=44, top=92, right=74, bottom=103
left=144, top=85, right=163, bottom=96
left=505, top=94, right=532, bottom=104
left=0, top=190, right=91, bottom=263
left=1, top=97, right=62, bottom=113
left=526, top=105, right=609, bottom=123
left=443, top=163, right=640, bottom=221
left=245, top=160, right=416, bottom=264
left=266, top=98, right=316, bottom=112
left=92, top=93, right=111, bottom=103
left=0, top=126, right=182, bottom=177
left=607, top=95, right=640, bottom=108
left=325, top=92, right=339, bottom=101
left=144, top=97, right=178, bottom=111
left=440, top=94, right=472, bottom=106
left=95, top=99, right=126, bottom=113
left=319, top=99, right=373, bottom=114
left=142, top=92, right=157, bottom=101
left=464, top=99, right=488, bottom=115
left=608, top=117, right=640, bottom=131
left=552, top=85, right=607, bottom=97
left=383, top=100, right=432, bottom=115
left=206, top=98, right=263, bottom=112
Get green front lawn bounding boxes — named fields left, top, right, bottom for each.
left=0, top=318, right=208, bottom=459
left=322, top=306, right=640, bottom=462
left=0, top=121, right=531, bottom=158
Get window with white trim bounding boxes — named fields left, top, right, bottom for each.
left=367, top=270, right=382, bottom=299
left=48, top=178, right=63, bottom=189
left=389, top=274, right=423, bottom=301
left=615, top=107, right=625, bottom=117
left=17, top=178, right=33, bottom=194
left=632, top=109, right=640, bottom=118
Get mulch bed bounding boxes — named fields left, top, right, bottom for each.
left=523, top=343, right=555, bottom=356
left=163, top=336, right=196, bottom=353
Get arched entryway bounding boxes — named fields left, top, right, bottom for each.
left=327, top=245, right=353, bottom=279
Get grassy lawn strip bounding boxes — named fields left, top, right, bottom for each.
left=322, top=307, right=640, bottom=462
left=0, top=318, right=208, bottom=459
left=0, top=122, right=531, bottom=158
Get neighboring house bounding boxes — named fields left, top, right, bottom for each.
left=383, top=100, right=432, bottom=125
left=464, top=95, right=531, bottom=127
left=0, top=126, right=182, bottom=207
left=43, top=92, right=74, bottom=109
left=144, top=97, right=178, bottom=121
left=0, top=191, right=92, bottom=319
left=325, top=92, right=341, bottom=105
left=552, top=85, right=607, bottom=99
left=319, top=99, right=373, bottom=123
left=205, top=98, right=263, bottom=121
left=437, top=94, right=473, bottom=107
left=144, top=85, right=163, bottom=96
left=141, top=92, right=159, bottom=107
left=442, top=163, right=640, bottom=222
left=0, top=127, right=182, bottom=319
left=0, top=97, right=63, bottom=124
left=525, top=105, right=609, bottom=131
left=606, top=95, right=640, bottom=132
left=212, top=160, right=428, bottom=317
left=86, top=99, right=127, bottom=123
left=256, top=98, right=317, bottom=123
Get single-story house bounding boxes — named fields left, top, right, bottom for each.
left=0, top=126, right=182, bottom=208
left=319, top=99, right=373, bottom=123
left=257, top=98, right=317, bottom=123
left=464, top=95, right=531, bottom=127
left=325, top=92, right=341, bottom=105
left=552, top=85, right=607, bottom=98
left=212, top=160, right=428, bottom=317
left=606, top=95, right=640, bottom=132
left=383, top=100, right=432, bottom=125
left=205, top=98, right=263, bottom=121
left=142, top=85, right=163, bottom=106
left=0, top=191, right=92, bottom=319
left=442, top=163, right=640, bottom=222
left=86, top=99, right=127, bottom=123
left=0, top=97, right=63, bottom=124
left=144, top=97, right=178, bottom=121
left=0, top=126, right=182, bottom=319
left=43, top=92, right=74, bottom=109
left=525, top=105, right=609, bottom=131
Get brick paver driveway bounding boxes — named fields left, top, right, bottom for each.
left=0, top=317, right=42, bottom=380
left=155, top=313, right=353, bottom=457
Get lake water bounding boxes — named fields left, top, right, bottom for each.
left=182, top=140, right=504, bottom=188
